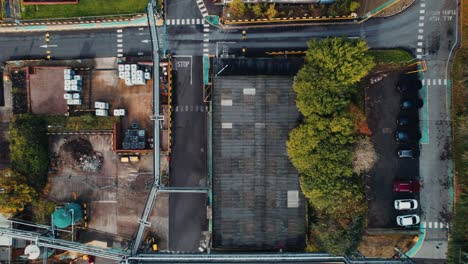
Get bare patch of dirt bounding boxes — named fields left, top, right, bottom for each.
left=358, top=233, right=417, bottom=257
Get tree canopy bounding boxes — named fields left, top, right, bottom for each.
left=8, top=114, right=49, bottom=190
left=0, top=169, right=37, bottom=215
left=287, top=38, right=374, bottom=254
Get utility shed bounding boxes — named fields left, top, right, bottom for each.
left=212, top=76, right=306, bottom=250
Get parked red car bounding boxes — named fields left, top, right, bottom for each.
left=393, top=180, right=420, bottom=193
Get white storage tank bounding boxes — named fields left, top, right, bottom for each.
left=119, top=71, right=126, bottom=79
left=118, top=64, right=125, bottom=72
left=124, top=64, right=131, bottom=71
left=64, top=93, right=72, bottom=100
left=131, top=64, right=138, bottom=71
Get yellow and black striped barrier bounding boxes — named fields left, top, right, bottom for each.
left=224, top=15, right=356, bottom=25
left=265, top=50, right=306, bottom=56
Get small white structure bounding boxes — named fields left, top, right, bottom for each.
left=113, top=109, right=126, bottom=116
left=144, top=72, right=151, bottom=80
left=95, top=109, right=108, bottom=116
left=95, top=101, right=109, bottom=109
left=24, top=245, right=41, bottom=260
left=64, top=93, right=72, bottom=100
left=72, top=93, right=81, bottom=99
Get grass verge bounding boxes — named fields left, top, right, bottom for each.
left=447, top=1, right=468, bottom=261
left=44, top=115, right=119, bottom=132
left=22, top=0, right=147, bottom=19
left=368, top=49, right=413, bottom=65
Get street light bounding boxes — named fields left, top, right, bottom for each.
left=69, top=209, right=75, bottom=242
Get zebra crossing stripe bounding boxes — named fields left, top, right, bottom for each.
left=176, top=19, right=180, bottom=24
left=197, top=19, right=201, bottom=24
left=192, top=19, right=195, bottom=24
left=203, top=23, right=209, bottom=27
left=434, top=222, right=438, bottom=228
left=166, top=19, right=171, bottom=25
left=443, top=79, right=447, bottom=85
left=116, top=29, right=123, bottom=33
left=117, top=44, right=123, bottom=48
left=203, top=28, right=210, bottom=32
left=428, top=222, right=432, bottom=228
left=203, top=43, right=209, bottom=47
left=203, top=48, right=209, bottom=52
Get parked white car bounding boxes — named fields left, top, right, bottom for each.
left=396, top=214, right=420, bottom=226
left=394, top=199, right=418, bottom=210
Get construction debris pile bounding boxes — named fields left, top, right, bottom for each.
left=63, top=138, right=103, bottom=172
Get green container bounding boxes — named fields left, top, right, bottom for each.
left=52, top=203, right=83, bottom=229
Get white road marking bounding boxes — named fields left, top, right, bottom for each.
left=434, top=222, right=438, bottom=228
left=203, top=48, right=209, bottom=52
left=117, top=34, right=123, bottom=38
left=429, top=222, right=432, bottom=228
left=418, top=42, right=423, bottom=46
left=176, top=19, right=180, bottom=24
left=203, top=23, right=209, bottom=27
left=117, top=49, right=123, bottom=52
left=203, top=43, right=209, bottom=47
left=181, top=19, right=185, bottom=24
left=204, top=39, right=209, bottom=42
left=166, top=19, right=171, bottom=25
left=422, top=79, right=425, bottom=85
left=421, top=3, right=426, bottom=7
left=204, top=33, right=209, bottom=37
left=420, top=9, right=425, bottom=14
left=117, top=39, right=123, bottom=43
left=419, top=22, right=424, bottom=27
left=438, top=79, right=442, bottom=85
left=418, top=35, right=424, bottom=39
left=418, top=29, right=424, bottom=33
left=117, top=44, right=123, bottom=48
left=116, top=29, right=123, bottom=33
left=138, top=27, right=144, bottom=30
left=444, top=79, right=447, bottom=85
left=419, top=16, right=424, bottom=20
left=117, top=54, right=123, bottom=57
left=417, top=48, right=422, bottom=53
left=197, top=19, right=201, bottom=24
left=422, top=222, right=427, bottom=228
left=192, top=19, right=195, bottom=24
left=203, top=28, right=210, bottom=32
left=417, top=55, right=422, bottom=59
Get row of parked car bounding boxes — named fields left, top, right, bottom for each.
left=393, top=78, right=423, bottom=226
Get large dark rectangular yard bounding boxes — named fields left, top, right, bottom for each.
left=212, top=76, right=306, bottom=250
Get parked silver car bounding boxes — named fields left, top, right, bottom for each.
left=394, top=199, right=418, bottom=210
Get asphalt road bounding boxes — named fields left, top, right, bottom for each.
left=0, top=0, right=459, bottom=258
left=168, top=56, right=208, bottom=252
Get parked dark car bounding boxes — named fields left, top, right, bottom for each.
left=395, top=130, right=421, bottom=142
left=393, top=180, right=420, bottom=193
left=397, top=79, right=422, bottom=93
left=401, top=98, right=423, bottom=110
left=397, top=147, right=420, bottom=158
left=396, top=115, right=412, bottom=126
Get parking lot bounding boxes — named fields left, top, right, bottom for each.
left=365, top=70, right=421, bottom=228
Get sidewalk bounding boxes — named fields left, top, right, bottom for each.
left=0, top=14, right=148, bottom=32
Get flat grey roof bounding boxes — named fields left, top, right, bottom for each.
left=212, top=76, right=306, bottom=250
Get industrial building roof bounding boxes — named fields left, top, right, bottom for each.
left=212, top=75, right=306, bottom=250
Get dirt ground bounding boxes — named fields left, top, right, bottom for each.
left=358, top=233, right=417, bottom=257
left=90, top=70, right=153, bottom=137
left=358, top=0, right=415, bottom=17
left=29, top=66, right=68, bottom=114
left=46, top=133, right=153, bottom=238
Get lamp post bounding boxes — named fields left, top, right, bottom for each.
left=69, top=209, right=75, bottom=242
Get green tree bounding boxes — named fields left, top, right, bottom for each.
left=0, top=169, right=37, bottom=215
left=252, top=4, right=263, bottom=18
left=265, top=4, right=277, bottom=19
left=229, top=0, right=248, bottom=19
left=8, top=114, right=49, bottom=189
left=296, top=38, right=374, bottom=89
left=349, top=1, right=360, bottom=12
